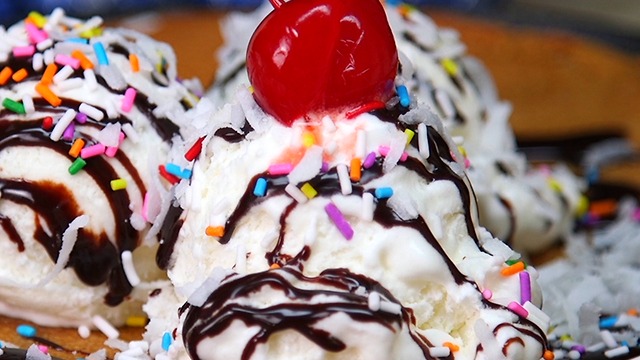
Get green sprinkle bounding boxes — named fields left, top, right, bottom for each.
left=2, top=98, right=26, bottom=114
left=506, top=259, right=526, bottom=267
left=69, top=158, right=87, bottom=175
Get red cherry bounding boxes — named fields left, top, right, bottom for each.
left=247, top=0, right=399, bottom=126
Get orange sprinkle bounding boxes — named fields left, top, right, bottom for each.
left=589, top=199, right=617, bottom=218
left=11, top=68, right=28, bottom=82
left=35, top=83, right=61, bottom=107
left=40, top=63, right=58, bottom=85
left=270, top=263, right=281, bottom=269
left=129, top=53, right=140, bottom=72
left=443, top=342, right=459, bottom=352
left=205, top=225, right=225, bottom=237
left=68, top=138, right=85, bottom=158
left=628, top=308, right=639, bottom=317
left=543, top=349, right=555, bottom=360
left=0, top=67, right=13, bottom=85
left=71, top=50, right=94, bottom=70
left=350, top=158, right=362, bottom=182
left=500, top=261, right=525, bottom=276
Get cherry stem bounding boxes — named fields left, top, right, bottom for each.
left=269, top=0, right=285, bottom=8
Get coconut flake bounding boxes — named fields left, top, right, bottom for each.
left=287, top=145, right=323, bottom=185
left=187, top=267, right=232, bottom=306
left=26, top=344, right=51, bottom=360
left=96, top=122, right=122, bottom=147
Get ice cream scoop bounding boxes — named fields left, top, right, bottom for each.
left=0, top=9, right=197, bottom=327
left=143, top=1, right=550, bottom=358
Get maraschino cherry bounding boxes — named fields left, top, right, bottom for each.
left=246, top=0, right=399, bottom=126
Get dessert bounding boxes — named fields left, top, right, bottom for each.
left=208, top=1, right=585, bottom=254
left=0, top=9, right=197, bottom=327
left=144, top=0, right=550, bottom=359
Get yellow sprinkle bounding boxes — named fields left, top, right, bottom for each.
left=248, top=85, right=254, bottom=93
left=576, top=195, right=589, bottom=217
left=80, top=27, right=103, bottom=39
left=457, top=146, right=467, bottom=157
left=205, top=226, right=225, bottom=237
left=441, top=58, right=459, bottom=77
left=560, top=334, right=573, bottom=342
left=110, top=178, right=127, bottom=191
left=125, top=316, right=147, bottom=327
left=300, top=183, right=318, bottom=199
left=302, top=131, right=316, bottom=148
left=404, top=129, right=415, bottom=146
left=547, top=178, right=563, bottom=193
left=27, top=11, right=47, bottom=28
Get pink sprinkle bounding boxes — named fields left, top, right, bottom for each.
left=507, top=301, right=529, bottom=318
left=121, top=87, right=137, bottom=112
left=633, top=208, right=640, bottom=222
left=26, top=23, right=48, bottom=44
left=378, top=146, right=408, bottom=161
left=105, top=132, right=125, bottom=157
left=142, top=192, right=151, bottom=222
left=37, top=345, right=49, bottom=354
left=80, top=143, right=106, bottom=159
left=464, top=157, right=471, bottom=169
left=55, top=54, right=81, bottom=69
left=268, top=163, right=293, bottom=175
left=62, top=123, right=75, bottom=141
left=13, top=45, right=35, bottom=58
left=75, top=112, right=88, bottom=124
left=324, top=202, right=354, bottom=240
left=519, top=271, right=532, bottom=304
left=482, top=289, right=492, bottom=300
left=363, top=151, right=377, bottom=168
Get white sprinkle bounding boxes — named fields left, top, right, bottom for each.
left=92, top=315, right=119, bottom=340
left=285, top=184, right=307, bottom=204
left=53, top=65, right=75, bottom=84
left=50, top=109, right=76, bottom=141
left=600, top=329, right=618, bottom=349
left=121, top=123, right=140, bottom=144
left=47, top=8, right=65, bottom=28
left=361, top=192, right=374, bottom=221
left=26, top=344, right=50, bottom=360
left=56, top=78, right=84, bottom=91
left=128, top=341, right=150, bottom=352
left=586, top=342, right=606, bottom=352
left=605, top=345, right=629, bottom=358
left=568, top=350, right=581, bottom=359
left=435, top=89, right=455, bottom=119
left=119, top=347, right=144, bottom=357
left=336, top=164, right=352, bottom=195
left=78, top=325, right=91, bottom=339
left=36, top=38, right=53, bottom=51
left=367, top=292, right=381, bottom=311
left=355, top=130, right=366, bottom=158
left=522, top=301, right=550, bottom=333
left=22, top=96, right=35, bottom=114
left=32, top=53, right=44, bottom=71
left=417, top=122, right=430, bottom=158
left=121, top=251, right=140, bottom=287
left=321, top=115, right=336, bottom=131
left=379, top=300, right=402, bottom=315
left=43, top=49, right=55, bottom=65
left=429, top=346, right=451, bottom=357
left=84, top=69, right=97, bottom=91
left=235, top=244, right=246, bottom=274
left=304, top=215, right=317, bottom=246
left=79, top=103, right=104, bottom=121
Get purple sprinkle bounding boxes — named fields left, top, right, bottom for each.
left=363, top=151, right=377, bottom=168
left=62, top=123, right=75, bottom=141
left=324, top=202, right=354, bottom=240
left=321, top=161, right=329, bottom=173
left=571, top=345, right=586, bottom=354
left=75, top=112, right=88, bottom=124
left=519, top=271, right=531, bottom=304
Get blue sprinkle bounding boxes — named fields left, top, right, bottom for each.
left=93, top=42, right=109, bottom=66
left=162, top=332, right=172, bottom=351
left=374, top=187, right=394, bottom=199
left=386, top=0, right=402, bottom=6
left=586, top=166, right=599, bottom=185
left=599, top=316, right=618, bottom=329
left=66, top=37, right=89, bottom=44
left=165, top=163, right=192, bottom=179
left=396, top=85, right=411, bottom=108
left=253, top=178, right=267, bottom=197
left=16, top=324, right=37, bottom=338
left=622, top=340, right=630, bottom=347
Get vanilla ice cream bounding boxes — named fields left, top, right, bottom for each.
left=0, top=9, right=197, bottom=327
left=143, top=83, right=550, bottom=358
left=207, top=2, right=584, bottom=254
